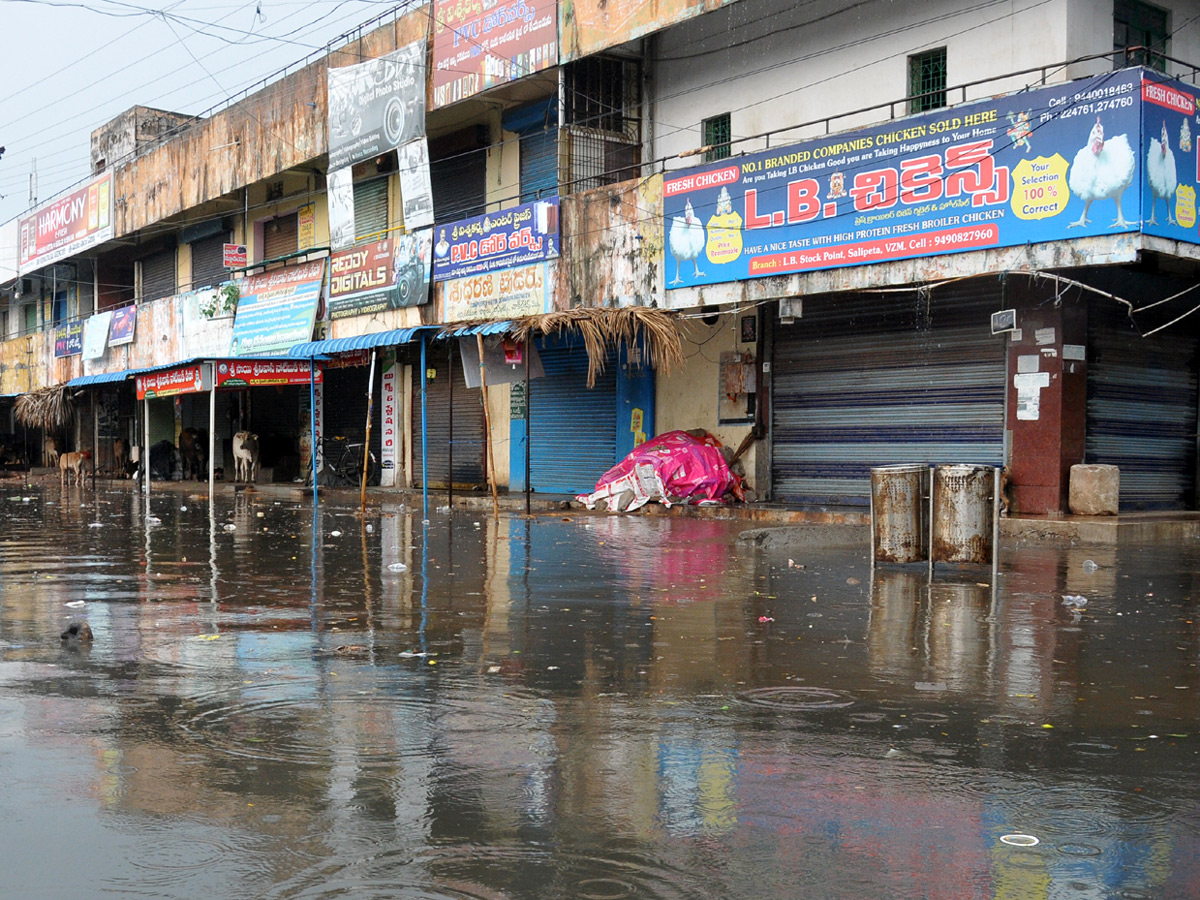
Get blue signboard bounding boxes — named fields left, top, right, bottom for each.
left=53, top=321, right=83, bottom=358
left=432, top=198, right=560, bottom=281
left=229, top=260, right=326, bottom=357
left=1140, top=73, right=1200, bottom=241
left=661, top=68, right=1198, bottom=288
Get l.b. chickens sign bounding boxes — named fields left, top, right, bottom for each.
left=663, top=68, right=1200, bottom=289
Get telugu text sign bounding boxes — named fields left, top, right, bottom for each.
left=229, top=260, right=326, bottom=357
left=432, top=198, right=560, bottom=280
left=214, top=359, right=323, bottom=389
left=443, top=262, right=550, bottom=322
left=662, top=69, right=1156, bottom=289
left=136, top=364, right=210, bottom=400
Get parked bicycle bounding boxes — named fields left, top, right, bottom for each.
left=306, top=435, right=378, bottom=487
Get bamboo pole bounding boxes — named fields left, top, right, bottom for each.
left=476, top=333, right=499, bottom=519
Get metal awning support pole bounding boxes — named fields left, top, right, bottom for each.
left=91, top=391, right=98, bottom=491
left=208, top=364, right=216, bottom=502
left=309, top=358, right=319, bottom=508
left=448, top=342, right=454, bottom=509
left=361, top=349, right=377, bottom=515
left=476, top=333, right=499, bottom=520
left=524, top=341, right=531, bottom=516
left=421, top=334, right=429, bottom=521
left=143, top=397, right=151, bottom=498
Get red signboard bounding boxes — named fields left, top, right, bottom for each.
left=18, top=172, right=114, bottom=276
left=137, top=365, right=209, bottom=400
left=223, top=244, right=247, bottom=268
left=214, top=359, right=322, bottom=389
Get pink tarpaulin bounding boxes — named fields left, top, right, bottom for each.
left=577, top=430, right=744, bottom=512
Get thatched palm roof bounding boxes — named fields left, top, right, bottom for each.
left=451, top=306, right=684, bottom=389
left=14, top=385, right=77, bottom=432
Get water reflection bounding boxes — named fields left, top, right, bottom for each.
left=1, top=484, right=1198, bottom=899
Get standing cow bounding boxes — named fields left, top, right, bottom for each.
left=178, top=428, right=208, bottom=480
left=44, top=437, right=60, bottom=468
left=232, top=431, right=259, bottom=483
left=113, top=438, right=128, bottom=478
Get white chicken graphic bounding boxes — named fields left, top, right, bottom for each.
left=1147, top=119, right=1178, bottom=226
left=1067, top=117, right=1136, bottom=229
left=669, top=199, right=706, bottom=285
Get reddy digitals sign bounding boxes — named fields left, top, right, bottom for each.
left=18, top=172, right=114, bottom=276
left=662, top=68, right=1200, bottom=288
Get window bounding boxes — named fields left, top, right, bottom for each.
left=908, top=48, right=947, bottom=114
left=1114, top=0, right=1169, bottom=71
left=702, top=113, right=732, bottom=163
left=563, top=56, right=641, bottom=191
left=23, top=304, right=37, bottom=336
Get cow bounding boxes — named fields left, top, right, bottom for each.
left=178, top=427, right=208, bottom=480
left=148, top=440, right=176, bottom=481
left=113, top=438, right=128, bottom=478
left=44, top=437, right=60, bottom=468
left=59, top=450, right=90, bottom=487
left=232, top=431, right=259, bottom=483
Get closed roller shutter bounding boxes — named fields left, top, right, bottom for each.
left=263, top=213, right=298, bottom=260
left=430, top=149, right=487, bottom=223
left=1086, top=303, right=1197, bottom=509
left=411, top=345, right=486, bottom=489
left=529, top=337, right=618, bottom=494
left=140, top=248, right=176, bottom=301
left=519, top=128, right=558, bottom=201
left=354, top=177, right=389, bottom=241
left=772, top=284, right=1007, bottom=505
left=190, top=233, right=229, bottom=290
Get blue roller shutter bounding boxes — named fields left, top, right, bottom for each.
left=529, top=337, right=618, bottom=494
left=504, top=99, right=558, bottom=202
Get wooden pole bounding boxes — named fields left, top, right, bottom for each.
left=360, top=350, right=377, bottom=515
left=476, top=333, right=499, bottom=519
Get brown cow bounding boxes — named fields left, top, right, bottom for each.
left=44, top=437, right=60, bottom=468
left=113, top=438, right=128, bottom=478
left=59, top=450, right=90, bottom=487
left=178, top=428, right=208, bottom=480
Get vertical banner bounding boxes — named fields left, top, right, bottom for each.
left=380, top=353, right=399, bottom=486
left=328, top=167, right=356, bottom=250
left=398, top=139, right=435, bottom=229
left=313, top=380, right=325, bottom=475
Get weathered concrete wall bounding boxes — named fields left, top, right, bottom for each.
left=0, top=332, right=50, bottom=395
left=91, top=106, right=196, bottom=175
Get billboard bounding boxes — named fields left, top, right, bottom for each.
left=327, top=41, right=427, bottom=171
left=18, top=172, right=114, bottom=276
left=229, top=260, right=326, bottom=357
left=560, top=0, right=739, bottom=62
left=431, top=0, right=558, bottom=109
left=54, top=321, right=83, bottom=358
left=660, top=68, right=1187, bottom=289
left=444, top=261, right=550, bottom=321
left=214, top=359, right=322, bottom=389
left=1140, top=74, right=1200, bottom=241
left=432, top=198, right=560, bottom=280
left=107, top=305, right=137, bottom=346
left=328, top=231, right=433, bottom=320
left=136, top=364, right=210, bottom=400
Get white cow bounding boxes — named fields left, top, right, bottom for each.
left=232, top=431, right=259, bottom=483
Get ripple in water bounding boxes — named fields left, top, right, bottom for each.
left=738, top=686, right=854, bottom=711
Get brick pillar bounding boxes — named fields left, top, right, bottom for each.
left=1005, top=284, right=1087, bottom=515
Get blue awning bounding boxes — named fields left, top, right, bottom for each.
left=440, top=321, right=514, bottom=337
left=287, top=327, right=434, bottom=358
left=66, top=369, right=142, bottom=387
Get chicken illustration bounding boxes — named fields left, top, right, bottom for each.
left=1067, top=117, right=1136, bottom=229
left=1147, top=120, right=1178, bottom=226
left=669, top=199, right=706, bottom=285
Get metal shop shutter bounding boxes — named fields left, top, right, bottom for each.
left=140, top=248, right=177, bottom=301
left=519, top=128, right=559, bottom=201
left=771, top=285, right=1007, bottom=505
left=354, top=177, right=389, bottom=241
left=529, top=337, right=618, bottom=495
left=1086, top=303, right=1197, bottom=509
left=411, top=345, right=486, bottom=489
left=263, top=213, right=299, bottom=260
left=190, top=232, right=229, bottom=290
left=430, top=149, right=488, bottom=223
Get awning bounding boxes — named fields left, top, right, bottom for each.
left=287, top=327, right=434, bottom=358
left=441, top=321, right=514, bottom=337
left=66, top=369, right=143, bottom=387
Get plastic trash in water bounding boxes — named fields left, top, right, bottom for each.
left=365, top=524, right=374, bottom=534
left=999, top=834, right=1040, bottom=847
left=1082, top=559, right=1099, bottom=573
left=386, top=562, right=408, bottom=573
left=330, top=530, right=342, bottom=537
left=1062, top=594, right=1088, bottom=608
left=146, top=516, right=162, bottom=526
left=223, top=523, right=236, bottom=532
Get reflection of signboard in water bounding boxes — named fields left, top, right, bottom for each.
left=214, top=359, right=323, bottom=389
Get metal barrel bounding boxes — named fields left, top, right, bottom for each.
left=869, top=464, right=929, bottom=563
left=931, top=464, right=995, bottom=564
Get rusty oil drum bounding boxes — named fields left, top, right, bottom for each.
left=870, top=464, right=929, bottom=563
left=931, top=464, right=995, bottom=564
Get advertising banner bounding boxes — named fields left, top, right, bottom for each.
left=107, top=305, right=137, bottom=346
left=328, top=167, right=356, bottom=250
left=82, top=311, right=113, bottom=360
left=431, top=0, right=558, bottom=109
left=328, top=40, right=427, bottom=171
left=380, top=355, right=399, bottom=485
left=661, top=69, right=1164, bottom=289
left=136, top=364, right=210, bottom=400
left=560, top=0, right=738, bottom=62
left=1140, top=73, right=1200, bottom=240
left=181, top=288, right=234, bottom=359
left=444, top=261, right=550, bottom=321
left=53, top=321, right=83, bottom=358
left=229, top=260, right=326, bottom=357
left=398, top=139, right=435, bottom=229
left=17, top=172, right=113, bottom=276
left=328, top=231, right=433, bottom=320
left=432, top=198, right=560, bottom=280
left=214, top=359, right=322, bottom=389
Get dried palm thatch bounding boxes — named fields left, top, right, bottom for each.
left=14, top=385, right=77, bottom=432
left=502, top=306, right=684, bottom=388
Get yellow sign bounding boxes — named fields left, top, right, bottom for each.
left=630, top=407, right=644, bottom=433
left=1010, top=154, right=1069, bottom=220
left=1175, top=184, right=1196, bottom=229
left=297, top=204, right=316, bottom=249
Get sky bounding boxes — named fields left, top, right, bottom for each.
left=0, top=0, right=402, bottom=226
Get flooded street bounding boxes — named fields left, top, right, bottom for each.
left=1, top=485, right=1198, bottom=900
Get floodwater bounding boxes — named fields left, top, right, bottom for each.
left=1, top=485, right=1198, bottom=900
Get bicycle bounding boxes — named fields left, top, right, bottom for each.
left=307, top=435, right=378, bottom=487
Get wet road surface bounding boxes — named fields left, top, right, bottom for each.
left=1, top=484, right=1198, bottom=899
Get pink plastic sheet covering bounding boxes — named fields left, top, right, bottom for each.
left=577, top=430, right=744, bottom=511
